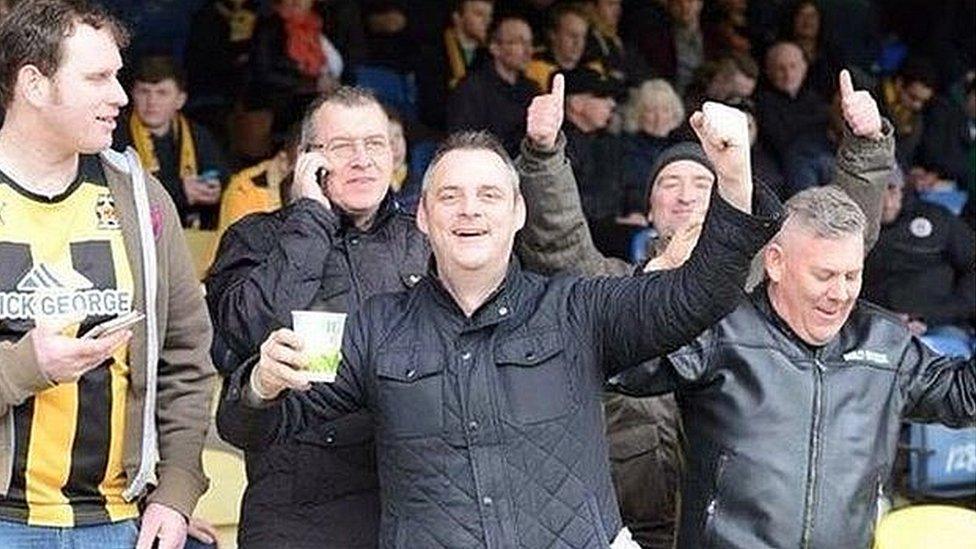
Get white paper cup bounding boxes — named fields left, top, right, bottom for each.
left=291, top=310, right=347, bottom=382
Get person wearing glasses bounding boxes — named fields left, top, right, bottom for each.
left=205, top=87, right=429, bottom=548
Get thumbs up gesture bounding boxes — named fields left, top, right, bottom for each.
left=690, top=102, right=753, bottom=214
left=526, top=73, right=565, bottom=151
left=839, top=69, right=883, bottom=140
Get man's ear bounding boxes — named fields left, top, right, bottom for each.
left=176, top=90, right=188, bottom=111
left=764, top=241, right=785, bottom=283
left=513, top=193, right=526, bottom=232
left=416, top=197, right=429, bottom=235
left=18, top=64, right=51, bottom=108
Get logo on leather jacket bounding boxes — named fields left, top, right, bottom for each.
left=842, top=349, right=889, bottom=365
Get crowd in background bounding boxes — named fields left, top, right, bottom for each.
left=37, top=0, right=968, bottom=341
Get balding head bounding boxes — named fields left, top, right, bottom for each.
left=766, top=41, right=807, bottom=97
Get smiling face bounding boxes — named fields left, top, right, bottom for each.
left=417, top=148, right=525, bottom=276
left=311, top=102, right=393, bottom=223
left=765, top=224, right=864, bottom=346
left=648, top=160, right=714, bottom=234
left=35, top=23, right=128, bottom=154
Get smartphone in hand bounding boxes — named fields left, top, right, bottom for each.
left=81, top=311, right=145, bottom=340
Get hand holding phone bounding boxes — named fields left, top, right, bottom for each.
left=294, top=147, right=331, bottom=208
left=82, top=310, right=145, bottom=340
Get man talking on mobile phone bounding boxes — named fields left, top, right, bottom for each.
left=206, top=87, right=429, bottom=547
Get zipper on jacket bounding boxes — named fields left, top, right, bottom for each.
left=703, top=451, right=731, bottom=544
left=800, top=359, right=825, bottom=549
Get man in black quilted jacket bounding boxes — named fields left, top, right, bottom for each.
left=208, top=87, right=429, bottom=548
left=218, top=75, right=782, bottom=548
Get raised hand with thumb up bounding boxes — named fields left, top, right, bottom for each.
left=838, top=69, right=883, bottom=140
left=526, top=73, right=565, bottom=151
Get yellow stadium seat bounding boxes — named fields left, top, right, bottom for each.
left=194, top=448, right=247, bottom=548
left=873, top=505, right=976, bottom=549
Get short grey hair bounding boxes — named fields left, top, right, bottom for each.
left=780, top=185, right=866, bottom=240
left=420, top=131, right=520, bottom=196
left=622, top=79, right=685, bottom=134
left=299, top=86, right=386, bottom=149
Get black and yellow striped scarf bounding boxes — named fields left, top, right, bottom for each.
left=129, top=113, right=198, bottom=178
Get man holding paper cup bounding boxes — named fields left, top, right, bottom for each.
left=218, top=73, right=783, bottom=548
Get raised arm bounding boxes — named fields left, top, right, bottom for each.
left=206, top=151, right=337, bottom=360
left=900, top=334, right=976, bottom=428
left=833, top=69, right=895, bottom=252
left=571, top=104, right=782, bottom=374
left=515, top=74, right=633, bottom=277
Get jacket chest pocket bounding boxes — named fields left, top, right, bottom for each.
left=495, top=330, right=576, bottom=425
left=375, top=348, right=444, bottom=437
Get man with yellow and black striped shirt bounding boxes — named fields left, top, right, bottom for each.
left=0, top=2, right=215, bottom=548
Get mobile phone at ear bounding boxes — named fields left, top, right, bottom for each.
left=82, top=311, right=145, bottom=340
left=315, top=166, right=329, bottom=189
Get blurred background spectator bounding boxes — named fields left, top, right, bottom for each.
left=620, top=79, right=684, bottom=224
left=447, top=14, right=537, bottom=156
left=113, top=56, right=229, bottom=229
left=416, top=0, right=493, bottom=129
left=525, top=3, right=603, bottom=91
left=756, top=41, right=833, bottom=195
left=244, top=0, right=343, bottom=150
left=864, top=164, right=975, bottom=357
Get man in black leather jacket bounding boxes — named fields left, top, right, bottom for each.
left=613, top=185, right=976, bottom=549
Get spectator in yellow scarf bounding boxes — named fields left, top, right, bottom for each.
left=113, top=56, right=229, bottom=229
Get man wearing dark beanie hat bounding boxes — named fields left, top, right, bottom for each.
left=516, top=69, right=895, bottom=548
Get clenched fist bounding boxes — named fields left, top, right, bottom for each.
left=689, top=102, right=753, bottom=214
left=526, top=73, right=565, bottom=151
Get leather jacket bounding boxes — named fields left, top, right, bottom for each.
left=611, top=287, right=976, bottom=548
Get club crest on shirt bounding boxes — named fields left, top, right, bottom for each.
left=909, top=216, right=932, bottom=238
left=95, top=193, right=120, bottom=230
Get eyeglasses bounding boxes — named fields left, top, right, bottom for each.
left=306, top=136, right=390, bottom=160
